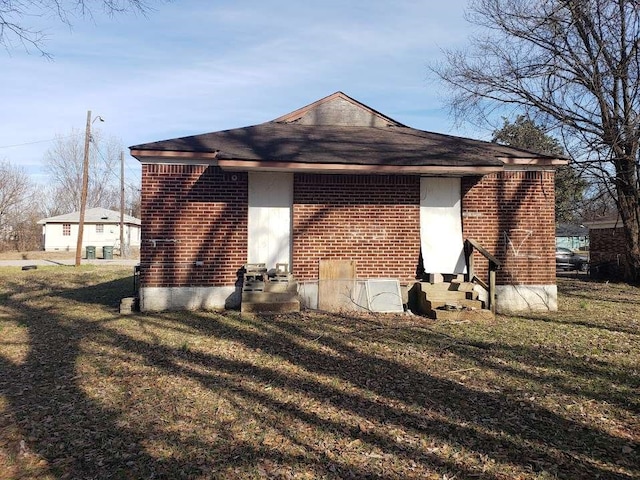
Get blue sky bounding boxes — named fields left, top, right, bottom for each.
left=0, top=0, right=479, bottom=183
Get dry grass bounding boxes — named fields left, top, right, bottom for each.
left=0, top=250, right=75, bottom=261
left=0, top=266, right=638, bottom=479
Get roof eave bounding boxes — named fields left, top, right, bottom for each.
left=499, top=157, right=568, bottom=166
left=130, top=149, right=219, bottom=161
left=583, top=219, right=623, bottom=230
left=217, top=159, right=503, bottom=175
left=130, top=150, right=504, bottom=174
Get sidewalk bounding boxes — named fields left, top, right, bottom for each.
left=0, top=258, right=139, bottom=267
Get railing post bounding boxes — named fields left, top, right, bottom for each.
left=464, top=238, right=501, bottom=314
left=464, top=240, right=475, bottom=282
left=489, top=264, right=497, bottom=314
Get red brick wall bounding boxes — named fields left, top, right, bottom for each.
left=461, top=171, right=556, bottom=285
left=292, top=174, right=421, bottom=283
left=140, top=167, right=557, bottom=290
left=589, top=227, right=627, bottom=278
left=140, top=164, right=248, bottom=287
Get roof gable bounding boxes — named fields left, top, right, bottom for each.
left=272, top=91, right=406, bottom=128
left=130, top=91, right=568, bottom=174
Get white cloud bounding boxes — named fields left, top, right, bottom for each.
left=0, top=0, right=477, bottom=183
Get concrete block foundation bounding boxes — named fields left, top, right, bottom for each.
left=495, top=285, right=558, bottom=313
left=140, top=286, right=239, bottom=311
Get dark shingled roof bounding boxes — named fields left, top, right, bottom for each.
left=130, top=123, right=560, bottom=167
left=130, top=92, right=565, bottom=168
left=556, top=223, right=588, bottom=237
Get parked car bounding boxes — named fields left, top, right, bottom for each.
left=556, top=247, right=589, bottom=271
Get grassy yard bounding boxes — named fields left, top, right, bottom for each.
left=0, top=266, right=638, bottom=479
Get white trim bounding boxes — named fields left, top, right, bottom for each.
left=499, top=157, right=568, bottom=166
left=139, top=158, right=220, bottom=165
left=583, top=218, right=623, bottom=230
left=502, top=165, right=557, bottom=171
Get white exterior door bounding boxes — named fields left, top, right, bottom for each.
left=248, top=172, right=293, bottom=268
left=420, top=177, right=466, bottom=274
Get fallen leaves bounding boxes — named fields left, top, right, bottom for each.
left=0, top=269, right=638, bottom=479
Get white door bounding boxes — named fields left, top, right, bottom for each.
left=248, top=172, right=293, bottom=268
left=420, top=177, right=466, bottom=274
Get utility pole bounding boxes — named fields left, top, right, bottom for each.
left=120, top=150, right=126, bottom=258
left=75, top=110, right=92, bottom=267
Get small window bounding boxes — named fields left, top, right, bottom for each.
left=96, top=224, right=104, bottom=234
left=63, top=224, right=71, bottom=236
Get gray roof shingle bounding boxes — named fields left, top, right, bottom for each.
left=131, top=123, right=562, bottom=167
left=38, top=207, right=141, bottom=225
left=130, top=92, right=565, bottom=168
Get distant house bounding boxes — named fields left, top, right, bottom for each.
left=38, top=207, right=141, bottom=252
left=556, top=223, right=589, bottom=250
left=130, top=91, right=566, bottom=313
left=584, top=214, right=626, bottom=279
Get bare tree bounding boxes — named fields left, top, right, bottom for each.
left=0, top=0, right=160, bottom=56
left=125, top=182, right=141, bottom=218
left=0, top=160, right=40, bottom=251
left=434, top=0, right=640, bottom=281
left=44, top=129, right=121, bottom=215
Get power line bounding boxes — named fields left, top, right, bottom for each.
left=125, top=160, right=141, bottom=181
left=86, top=137, right=140, bottom=184
left=0, top=134, right=77, bottom=149
left=91, top=142, right=140, bottom=191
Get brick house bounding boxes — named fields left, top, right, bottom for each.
left=584, top=215, right=627, bottom=279
left=130, top=92, right=565, bottom=313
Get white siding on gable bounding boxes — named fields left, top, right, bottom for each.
left=420, top=177, right=466, bottom=274
left=248, top=172, right=292, bottom=268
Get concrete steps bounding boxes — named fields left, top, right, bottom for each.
left=408, top=280, right=491, bottom=320
left=423, top=298, right=484, bottom=311
left=431, top=308, right=494, bottom=321
left=119, top=296, right=137, bottom=314
left=241, top=300, right=300, bottom=314
left=241, top=263, right=300, bottom=314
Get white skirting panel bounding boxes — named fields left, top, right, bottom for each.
left=420, top=177, right=466, bottom=274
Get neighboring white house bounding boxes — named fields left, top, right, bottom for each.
left=38, top=208, right=141, bottom=252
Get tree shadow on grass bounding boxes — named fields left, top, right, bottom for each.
left=517, top=313, right=640, bottom=336
left=558, top=278, right=640, bottom=306
left=3, top=270, right=136, bottom=309
left=0, top=276, right=487, bottom=479
left=168, top=310, right=639, bottom=479
left=352, top=317, right=639, bottom=414
left=0, top=275, right=638, bottom=479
